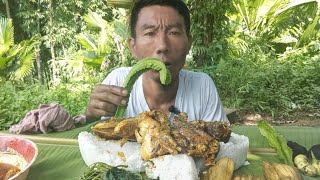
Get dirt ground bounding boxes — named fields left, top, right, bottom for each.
left=231, top=110, right=320, bottom=127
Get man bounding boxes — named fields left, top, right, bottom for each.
left=85, top=0, right=228, bottom=123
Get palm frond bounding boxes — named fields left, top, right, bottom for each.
left=274, top=0, right=317, bottom=27
left=10, top=53, right=34, bottom=80
left=74, top=51, right=103, bottom=68
left=113, top=20, right=129, bottom=39
left=84, top=11, right=108, bottom=30
left=83, top=11, right=112, bottom=48
left=0, top=17, right=14, bottom=55
left=0, top=43, right=20, bottom=71
left=227, top=34, right=250, bottom=57
left=0, top=56, right=10, bottom=69
left=266, top=0, right=290, bottom=18
left=249, top=0, right=265, bottom=27
left=296, top=12, right=320, bottom=47
left=7, top=35, right=40, bottom=80
left=235, top=0, right=251, bottom=30
left=76, top=33, right=97, bottom=50
left=275, top=0, right=317, bottom=15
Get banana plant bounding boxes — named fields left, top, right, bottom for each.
left=0, top=17, right=40, bottom=81
left=72, top=11, right=113, bottom=69
left=295, top=6, right=320, bottom=47
left=230, top=0, right=319, bottom=52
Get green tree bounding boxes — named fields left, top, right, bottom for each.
left=14, top=0, right=112, bottom=84
left=229, top=0, right=319, bottom=54
left=0, top=0, right=11, bottom=18
left=186, top=0, right=233, bottom=67
left=0, top=17, right=40, bottom=81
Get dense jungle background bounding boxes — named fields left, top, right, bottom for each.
left=1, top=0, right=320, bottom=130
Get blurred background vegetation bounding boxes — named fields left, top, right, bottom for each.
left=0, top=0, right=319, bottom=130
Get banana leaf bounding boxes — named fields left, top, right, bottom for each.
left=232, top=125, right=320, bottom=149
left=1, top=124, right=320, bottom=179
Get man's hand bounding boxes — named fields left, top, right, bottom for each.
left=85, top=84, right=128, bottom=122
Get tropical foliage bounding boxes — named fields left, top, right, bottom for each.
left=0, top=17, right=40, bottom=81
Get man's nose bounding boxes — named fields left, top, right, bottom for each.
left=156, top=33, right=169, bottom=55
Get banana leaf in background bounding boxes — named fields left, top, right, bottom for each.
left=1, top=124, right=319, bottom=179
left=232, top=126, right=319, bottom=150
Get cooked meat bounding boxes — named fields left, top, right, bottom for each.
left=91, top=117, right=138, bottom=142
left=135, top=110, right=180, bottom=160
left=113, top=118, right=138, bottom=139
left=91, top=118, right=123, bottom=140
left=173, top=113, right=220, bottom=166
left=170, top=128, right=189, bottom=153
left=190, top=120, right=231, bottom=143
left=91, top=110, right=231, bottom=166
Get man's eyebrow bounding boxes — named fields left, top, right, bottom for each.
left=141, top=24, right=156, bottom=30
left=140, top=22, right=184, bottom=30
left=167, top=22, right=184, bottom=29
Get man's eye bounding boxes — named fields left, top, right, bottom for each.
left=169, top=31, right=181, bottom=35
left=144, top=32, right=155, bottom=36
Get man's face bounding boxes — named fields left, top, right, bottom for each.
left=129, top=5, right=191, bottom=81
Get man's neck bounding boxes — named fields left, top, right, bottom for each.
left=142, top=74, right=179, bottom=115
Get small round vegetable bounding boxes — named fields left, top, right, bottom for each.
left=294, top=154, right=318, bottom=176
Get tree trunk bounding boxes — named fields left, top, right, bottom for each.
left=35, top=47, right=43, bottom=84
left=194, top=13, right=214, bottom=67
left=36, top=0, right=42, bottom=84
left=5, top=0, right=11, bottom=19
left=48, top=0, right=57, bottom=84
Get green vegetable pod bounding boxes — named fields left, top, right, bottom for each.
left=114, top=58, right=172, bottom=119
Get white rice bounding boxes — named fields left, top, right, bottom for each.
left=78, top=131, right=148, bottom=172
left=146, top=154, right=198, bottom=180
left=216, top=132, right=249, bottom=170
left=78, top=131, right=249, bottom=180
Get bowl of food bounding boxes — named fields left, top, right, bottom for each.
left=0, top=136, right=38, bottom=180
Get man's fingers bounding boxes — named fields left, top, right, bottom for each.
left=86, top=84, right=128, bottom=122
left=88, top=108, right=114, bottom=118
left=94, top=84, right=128, bottom=96
left=92, top=92, right=127, bottom=106
left=92, top=101, right=118, bottom=113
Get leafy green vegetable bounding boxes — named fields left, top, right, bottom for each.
left=257, top=120, right=293, bottom=165
left=80, top=162, right=112, bottom=180
left=80, top=162, right=153, bottom=180
left=101, top=165, right=145, bottom=180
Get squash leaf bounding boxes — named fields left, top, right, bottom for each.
left=257, top=120, right=293, bottom=165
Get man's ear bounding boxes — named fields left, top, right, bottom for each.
left=128, top=37, right=137, bottom=58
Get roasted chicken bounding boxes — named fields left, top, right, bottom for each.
left=91, top=110, right=231, bottom=166
left=172, top=112, right=221, bottom=166
left=135, top=111, right=180, bottom=160
left=190, top=120, right=231, bottom=143
left=91, top=117, right=138, bottom=145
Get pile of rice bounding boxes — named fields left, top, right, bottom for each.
left=78, top=131, right=148, bottom=172
left=78, top=131, right=249, bottom=180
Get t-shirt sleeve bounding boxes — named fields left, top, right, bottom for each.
left=101, top=67, right=129, bottom=86
left=200, top=74, right=229, bottom=123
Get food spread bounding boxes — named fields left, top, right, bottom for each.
left=92, top=110, right=231, bottom=166
left=78, top=109, right=249, bottom=180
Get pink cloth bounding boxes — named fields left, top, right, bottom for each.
left=9, top=103, right=86, bottom=134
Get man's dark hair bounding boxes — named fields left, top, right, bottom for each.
left=130, top=0, right=190, bottom=38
